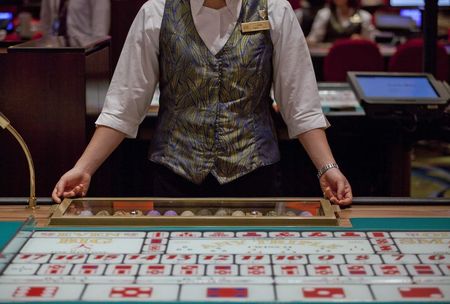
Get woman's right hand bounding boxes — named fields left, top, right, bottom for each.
left=52, top=168, right=91, bottom=203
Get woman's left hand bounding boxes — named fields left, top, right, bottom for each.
left=319, top=168, right=353, bottom=206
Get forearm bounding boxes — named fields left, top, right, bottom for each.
left=297, top=128, right=336, bottom=170
left=73, top=125, right=125, bottom=176
left=298, top=128, right=353, bottom=205
left=305, top=11, right=327, bottom=44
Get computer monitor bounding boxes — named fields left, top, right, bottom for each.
left=375, top=13, right=416, bottom=31
left=399, top=8, right=422, bottom=27
left=390, top=0, right=450, bottom=7
left=0, top=12, right=13, bottom=31
left=347, top=72, right=449, bottom=119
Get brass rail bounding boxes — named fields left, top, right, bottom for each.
left=0, top=112, right=37, bottom=209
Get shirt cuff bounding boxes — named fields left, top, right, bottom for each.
left=95, top=112, right=139, bottom=138
left=287, top=113, right=330, bottom=139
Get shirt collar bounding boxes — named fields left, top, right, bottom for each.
left=191, top=0, right=241, bottom=19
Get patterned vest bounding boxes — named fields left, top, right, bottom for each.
left=150, top=0, right=279, bottom=184
left=324, top=10, right=363, bottom=42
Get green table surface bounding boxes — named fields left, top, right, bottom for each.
left=1, top=217, right=450, bottom=250
left=1, top=218, right=449, bottom=304
left=0, top=221, right=23, bottom=250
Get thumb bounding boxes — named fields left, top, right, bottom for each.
left=55, top=179, right=67, bottom=197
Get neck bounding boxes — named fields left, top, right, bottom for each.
left=203, top=0, right=227, bottom=9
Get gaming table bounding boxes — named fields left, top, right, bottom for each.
left=0, top=197, right=449, bottom=303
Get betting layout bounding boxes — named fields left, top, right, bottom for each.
left=0, top=230, right=449, bottom=302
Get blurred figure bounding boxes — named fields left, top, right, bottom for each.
left=299, top=0, right=327, bottom=37
left=40, top=0, right=110, bottom=43
left=438, top=11, right=450, bottom=40
left=287, top=0, right=303, bottom=23
left=16, top=12, right=33, bottom=39
left=306, top=0, right=376, bottom=44
left=288, top=0, right=326, bottom=36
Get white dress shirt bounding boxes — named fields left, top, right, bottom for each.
left=306, top=7, right=376, bottom=44
left=40, top=0, right=110, bottom=43
left=97, top=0, right=328, bottom=139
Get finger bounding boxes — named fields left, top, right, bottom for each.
left=324, top=188, right=339, bottom=204
left=77, top=185, right=88, bottom=197
left=338, top=187, right=353, bottom=205
left=323, top=187, right=334, bottom=200
left=62, top=190, right=77, bottom=198
left=336, top=180, right=345, bottom=200
left=329, top=196, right=339, bottom=204
left=52, top=180, right=67, bottom=203
left=54, top=180, right=67, bottom=198
left=338, top=197, right=352, bottom=206
left=52, top=188, right=61, bottom=203
left=73, top=185, right=82, bottom=195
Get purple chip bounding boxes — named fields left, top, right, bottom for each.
left=299, top=211, right=313, bottom=217
left=163, top=210, right=178, bottom=216
left=146, top=210, right=161, bottom=216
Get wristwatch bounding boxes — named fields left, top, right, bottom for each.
left=317, top=163, right=339, bottom=179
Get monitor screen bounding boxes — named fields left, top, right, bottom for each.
left=375, top=13, right=416, bottom=30
left=355, top=75, right=438, bottom=99
left=390, top=0, right=450, bottom=7
left=347, top=72, right=449, bottom=104
left=0, top=12, right=13, bottom=31
left=399, top=9, right=422, bottom=27
left=347, top=72, right=449, bottom=118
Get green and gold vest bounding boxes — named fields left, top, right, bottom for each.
left=150, top=0, right=279, bottom=184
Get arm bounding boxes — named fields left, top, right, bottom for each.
left=52, top=3, right=162, bottom=202
left=52, top=126, right=125, bottom=203
left=95, top=2, right=160, bottom=138
left=298, top=129, right=352, bottom=205
left=306, top=8, right=329, bottom=44
left=359, top=10, right=378, bottom=41
left=270, top=0, right=352, bottom=205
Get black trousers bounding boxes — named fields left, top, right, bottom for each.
left=152, top=162, right=282, bottom=197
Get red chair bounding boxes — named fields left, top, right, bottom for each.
left=323, top=39, right=385, bottom=82
left=388, top=38, right=449, bottom=81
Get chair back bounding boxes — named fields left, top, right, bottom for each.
left=323, top=39, right=385, bottom=82
left=388, top=38, right=449, bottom=81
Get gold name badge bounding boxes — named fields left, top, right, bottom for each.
left=241, top=20, right=271, bottom=33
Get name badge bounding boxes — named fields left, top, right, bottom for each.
left=241, top=20, right=271, bottom=33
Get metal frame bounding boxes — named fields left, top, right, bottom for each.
left=48, top=197, right=338, bottom=226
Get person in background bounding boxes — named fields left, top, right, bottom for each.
left=287, top=0, right=303, bottom=24
left=306, top=0, right=376, bottom=44
left=437, top=10, right=450, bottom=40
left=52, top=0, right=353, bottom=206
left=40, top=0, right=110, bottom=43
left=298, top=0, right=327, bottom=37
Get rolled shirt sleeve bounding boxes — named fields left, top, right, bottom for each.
left=270, top=0, right=329, bottom=139
left=95, top=2, right=162, bottom=138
